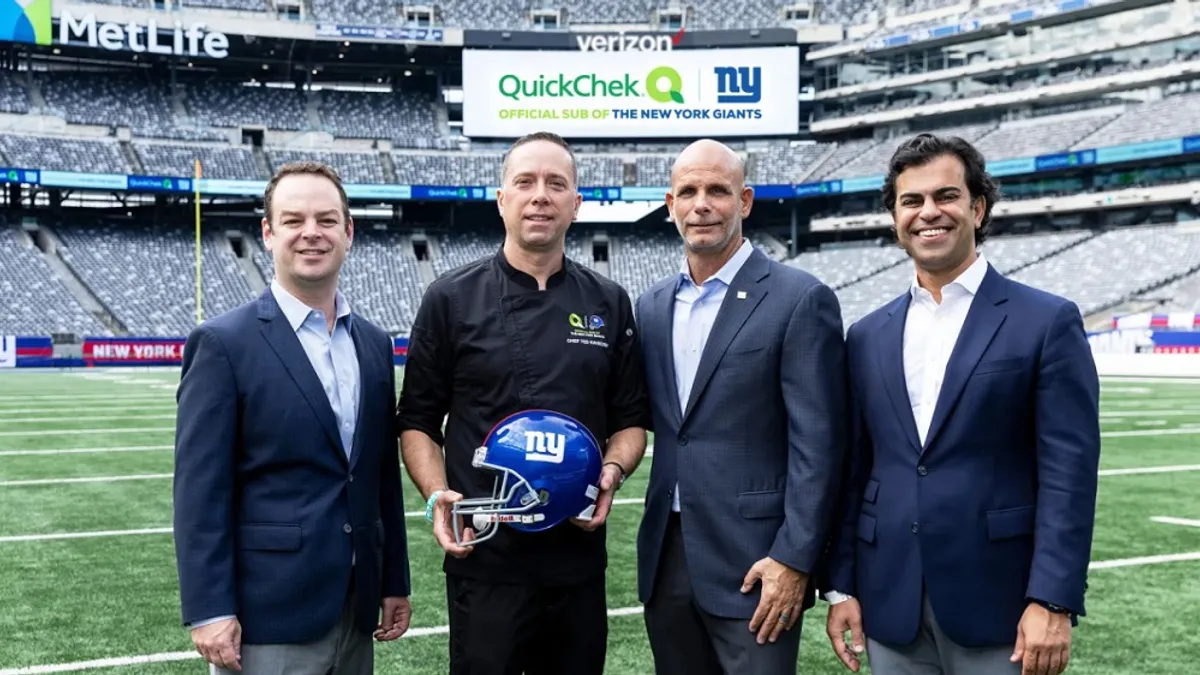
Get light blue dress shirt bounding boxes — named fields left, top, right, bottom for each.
left=188, top=281, right=361, bottom=631
left=271, top=279, right=360, bottom=458
left=671, top=238, right=754, bottom=512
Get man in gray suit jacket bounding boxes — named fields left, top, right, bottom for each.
left=637, top=139, right=850, bottom=674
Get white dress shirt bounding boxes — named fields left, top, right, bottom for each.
left=903, top=254, right=989, bottom=446
left=671, top=238, right=754, bottom=512
left=271, top=279, right=360, bottom=458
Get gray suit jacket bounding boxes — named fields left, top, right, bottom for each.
left=635, top=247, right=849, bottom=619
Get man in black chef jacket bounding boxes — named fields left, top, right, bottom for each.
left=396, top=130, right=652, bottom=675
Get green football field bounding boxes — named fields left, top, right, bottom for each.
left=1, top=368, right=1199, bottom=674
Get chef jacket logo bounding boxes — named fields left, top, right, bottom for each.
left=569, top=313, right=605, bottom=332
left=567, top=312, right=608, bottom=348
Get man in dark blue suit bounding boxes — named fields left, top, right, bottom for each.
left=819, top=134, right=1101, bottom=675
left=173, top=162, right=412, bottom=674
left=637, top=139, right=849, bottom=674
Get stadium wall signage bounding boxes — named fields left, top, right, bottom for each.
left=59, top=9, right=230, bottom=58
left=2, top=132, right=1198, bottom=202
left=0, top=2, right=228, bottom=58
left=574, top=31, right=678, bottom=52
left=0, top=336, right=412, bottom=368
left=461, top=46, right=799, bottom=138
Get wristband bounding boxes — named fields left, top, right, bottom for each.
left=425, top=490, right=442, bottom=523
left=603, top=461, right=627, bottom=490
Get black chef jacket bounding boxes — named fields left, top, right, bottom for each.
left=396, top=247, right=651, bottom=586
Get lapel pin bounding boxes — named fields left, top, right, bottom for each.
left=737, top=291, right=747, bottom=300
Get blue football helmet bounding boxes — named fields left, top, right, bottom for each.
left=452, top=409, right=604, bottom=546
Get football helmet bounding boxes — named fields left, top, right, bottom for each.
left=451, top=409, right=604, bottom=546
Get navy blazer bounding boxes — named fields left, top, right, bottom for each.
left=819, top=263, right=1101, bottom=649
left=173, top=288, right=411, bottom=645
left=635, top=248, right=849, bottom=619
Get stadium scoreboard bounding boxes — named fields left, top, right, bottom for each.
left=461, top=47, right=800, bottom=138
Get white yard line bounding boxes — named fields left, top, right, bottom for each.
left=0, top=446, right=172, bottom=457
left=1098, top=464, right=1200, bottom=476
left=0, top=550, right=1194, bottom=674
left=0, top=395, right=173, bottom=404
left=1099, top=410, right=1200, bottom=417
left=0, top=608, right=647, bottom=675
left=0, top=528, right=174, bottom=543
left=0, top=427, right=173, bottom=438
left=0, top=474, right=173, bottom=487
left=1088, top=551, right=1200, bottom=569
left=0, top=406, right=175, bottom=416
left=0, top=498, right=647, bottom=543
left=1102, top=428, right=1200, bottom=438
left=1150, top=516, right=1200, bottom=528
left=0, top=414, right=176, bottom=425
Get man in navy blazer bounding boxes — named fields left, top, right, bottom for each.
left=637, top=139, right=849, bottom=674
left=819, top=134, right=1101, bottom=675
left=173, top=162, right=412, bottom=674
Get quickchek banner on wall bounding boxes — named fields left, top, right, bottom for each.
left=461, top=47, right=800, bottom=138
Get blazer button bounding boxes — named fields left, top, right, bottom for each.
left=917, top=465, right=928, bottom=476
left=348, top=474, right=355, bottom=483
left=344, top=523, right=353, bottom=534
left=911, top=522, right=920, bottom=534
left=678, top=435, right=688, bottom=446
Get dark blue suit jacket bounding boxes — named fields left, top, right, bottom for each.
left=172, top=288, right=411, bottom=645
left=636, top=248, right=849, bottom=618
left=819, top=263, right=1100, bottom=649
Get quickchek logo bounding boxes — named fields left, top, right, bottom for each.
left=498, top=65, right=684, bottom=105
left=646, top=66, right=684, bottom=104
left=0, top=0, right=52, bottom=46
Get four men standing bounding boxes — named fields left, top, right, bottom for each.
left=174, top=132, right=1101, bottom=675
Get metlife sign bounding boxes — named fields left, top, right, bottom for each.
left=461, top=47, right=800, bottom=138
left=0, top=2, right=230, bottom=58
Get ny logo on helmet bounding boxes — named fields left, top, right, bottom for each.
left=525, top=431, right=566, bottom=464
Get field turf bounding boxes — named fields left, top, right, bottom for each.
left=1, top=368, right=1198, bottom=674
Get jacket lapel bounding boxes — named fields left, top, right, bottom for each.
left=681, top=251, right=770, bottom=425
left=652, top=281, right=683, bottom=430
left=257, top=290, right=348, bottom=462
left=921, top=266, right=1008, bottom=455
left=878, top=293, right=922, bottom=453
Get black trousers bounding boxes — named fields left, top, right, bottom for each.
left=446, top=574, right=607, bottom=675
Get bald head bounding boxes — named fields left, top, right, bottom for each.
left=665, top=139, right=753, bottom=261
left=670, top=139, right=746, bottom=188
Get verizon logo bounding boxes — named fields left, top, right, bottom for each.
left=575, top=27, right=684, bottom=52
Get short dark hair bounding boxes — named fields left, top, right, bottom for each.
left=882, top=133, right=1000, bottom=246
left=500, top=131, right=578, bottom=187
left=263, top=161, right=350, bottom=228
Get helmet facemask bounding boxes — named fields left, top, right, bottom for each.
left=450, top=446, right=548, bottom=545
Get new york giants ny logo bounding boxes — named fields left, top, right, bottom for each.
left=525, top=431, right=566, bottom=464
left=714, top=66, right=761, bottom=104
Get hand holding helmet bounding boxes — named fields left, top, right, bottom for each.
left=447, top=409, right=604, bottom=547
left=427, top=489, right=476, bottom=558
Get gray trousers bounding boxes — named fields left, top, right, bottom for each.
left=212, top=582, right=371, bottom=675
left=866, top=591, right=1020, bottom=675
left=644, top=512, right=802, bottom=675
